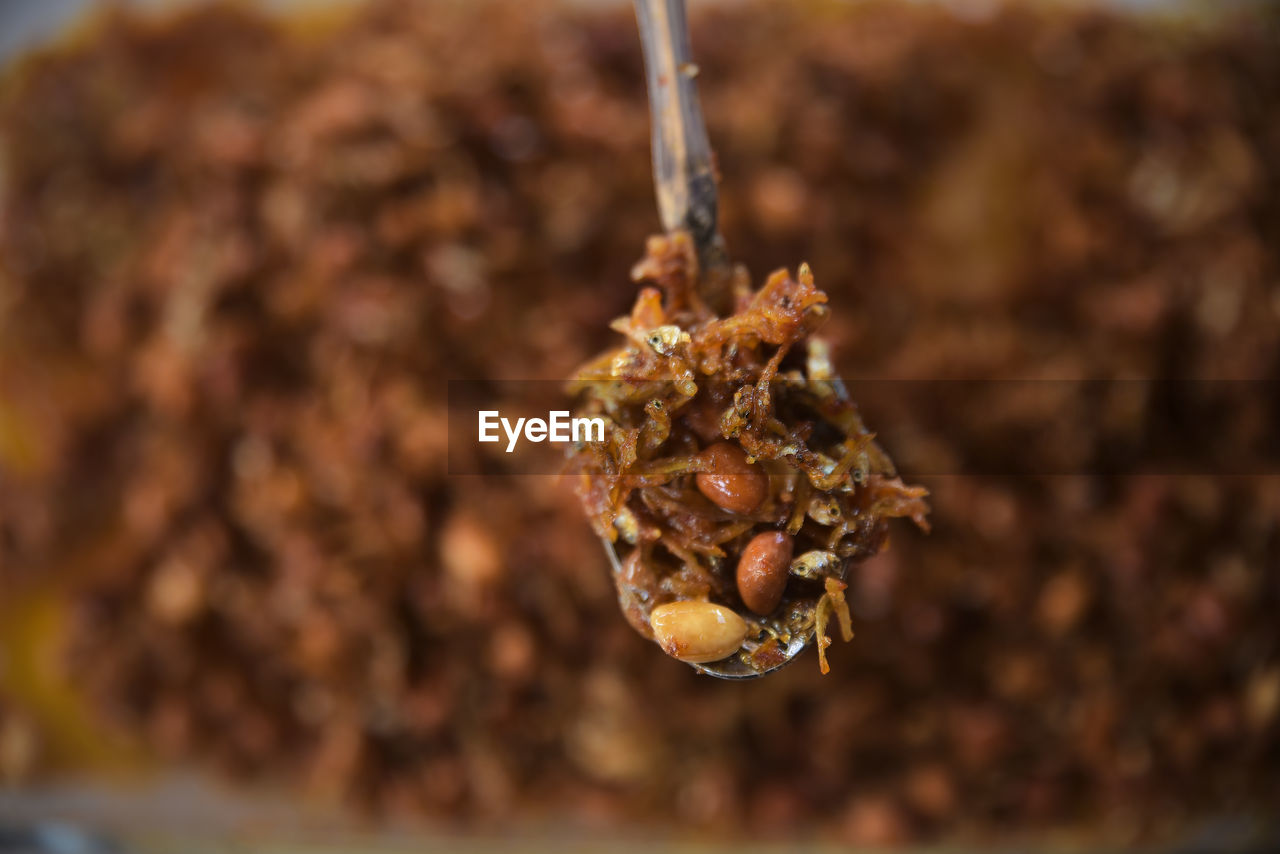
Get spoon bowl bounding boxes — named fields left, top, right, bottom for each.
left=601, top=539, right=811, bottom=679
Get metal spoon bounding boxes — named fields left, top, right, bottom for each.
left=633, top=0, right=726, bottom=275
left=602, top=0, right=808, bottom=679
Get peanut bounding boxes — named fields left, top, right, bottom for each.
left=736, top=530, right=794, bottom=615
left=649, top=600, right=749, bottom=663
left=695, top=441, right=768, bottom=514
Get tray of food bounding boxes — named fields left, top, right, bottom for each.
left=1, top=0, right=1277, bottom=851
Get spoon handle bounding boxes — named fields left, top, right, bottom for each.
left=634, top=0, right=721, bottom=265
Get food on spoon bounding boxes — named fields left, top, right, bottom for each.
left=568, top=232, right=929, bottom=673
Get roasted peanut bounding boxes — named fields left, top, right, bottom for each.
left=649, top=600, right=749, bottom=663
left=695, top=441, right=768, bottom=514
left=736, top=530, right=794, bottom=615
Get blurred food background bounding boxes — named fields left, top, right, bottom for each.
left=1, top=0, right=1278, bottom=849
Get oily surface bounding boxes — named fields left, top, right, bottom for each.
left=2, top=0, right=1279, bottom=845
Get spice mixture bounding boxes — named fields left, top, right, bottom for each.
left=1, top=0, right=1278, bottom=845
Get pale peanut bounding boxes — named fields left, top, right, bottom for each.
left=649, top=600, right=748, bottom=663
